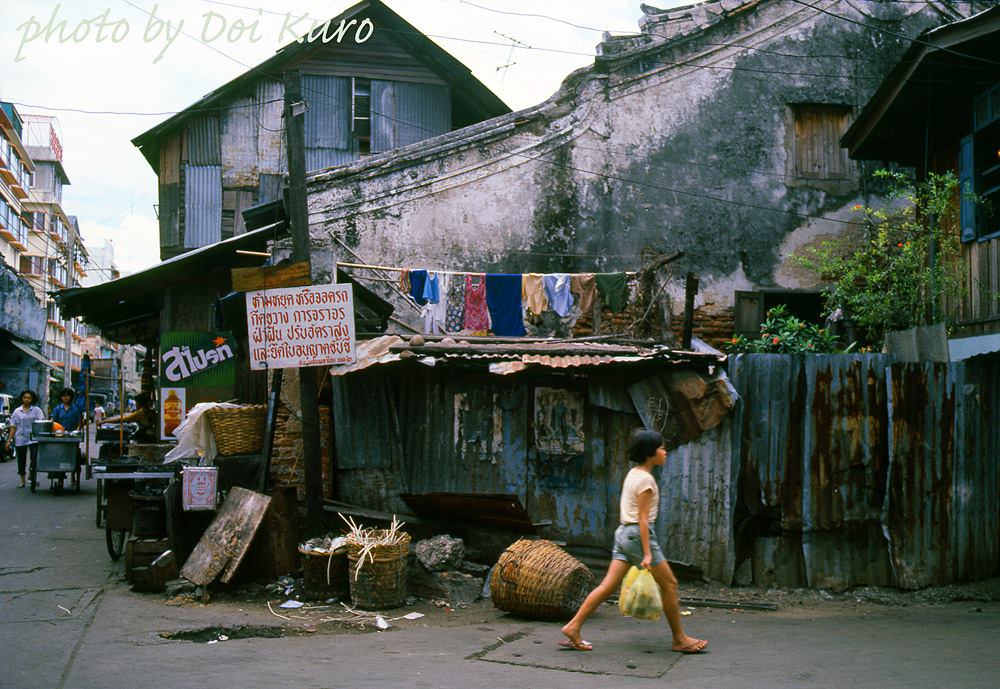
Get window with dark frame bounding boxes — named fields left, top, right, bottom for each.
left=963, top=83, right=1000, bottom=241
left=790, top=104, right=853, bottom=180
left=352, top=77, right=371, bottom=156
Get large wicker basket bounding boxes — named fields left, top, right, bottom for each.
left=346, top=532, right=411, bottom=610
left=490, top=539, right=595, bottom=620
left=205, top=405, right=266, bottom=456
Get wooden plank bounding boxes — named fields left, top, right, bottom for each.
left=179, top=487, right=271, bottom=586
left=231, top=261, right=311, bottom=291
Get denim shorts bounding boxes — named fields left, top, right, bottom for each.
left=611, top=523, right=666, bottom=567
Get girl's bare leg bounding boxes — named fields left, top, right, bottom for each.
left=561, top=559, right=631, bottom=646
left=649, top=561, right=708, bottom=652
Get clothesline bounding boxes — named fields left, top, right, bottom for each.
left=336, top=261, right=639, bottom=277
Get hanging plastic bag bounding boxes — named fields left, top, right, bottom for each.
left=619, top=566, right=662, bottom=621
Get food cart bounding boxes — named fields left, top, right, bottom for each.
left=29, top=421, right=83, bottom=493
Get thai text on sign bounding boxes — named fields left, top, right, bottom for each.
left=245, top=283, right=356, bottom=369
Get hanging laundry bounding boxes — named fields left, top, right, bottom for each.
left=399, top=269, right=411, bottom=294
left=423, top=273, right=449, bottom=334
left=463, top=274, right=491, bottom=332
left=409, top=269, right=429, bottom=306
left=486, top=274, right=527, bottom=337
left=571, top=273, right=597, bottom=315
left=596, top=272, right=627, bottom=313
left=522, top=273, right=548, bottom=317
left=543, top=274, right=574, bottom=317
left=445, top=274, right=466, bottom=333
left=423, top=272, right=441, bottom=305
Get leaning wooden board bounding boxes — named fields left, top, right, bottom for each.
left=180, top=487, right=272, bottom=586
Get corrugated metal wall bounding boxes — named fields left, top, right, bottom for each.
left=302, top=74, right=354, bottom=173
left=886, top=356, right=1000, bottom=589
left=186, top=115, right=221, bottom=165
left=183, top=165, right=222, bottom=248
left=730, top=352, right=1000, bottom=590
left=327, top=352, right=998, bottom=587
left=330, top=364, right=735, bottom=582
left=372, top=81, right=451, bottom=152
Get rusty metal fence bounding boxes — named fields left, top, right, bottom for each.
left=728, top=352, right=1000, bottom=590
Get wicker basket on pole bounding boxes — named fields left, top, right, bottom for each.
left=490, top=539, right=595, bottom=620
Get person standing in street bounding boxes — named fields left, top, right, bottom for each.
left=560, top=428, right=708, bottom=654
left=92, top=402, right=105, bottom=426
left=50, top=388, right=83, bottom=432
left=10, top=390, right=44, bottom=488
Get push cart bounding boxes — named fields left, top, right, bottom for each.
left=29, top=433, right=83, bottom=494
left=92, top=464, right=174, bottom=560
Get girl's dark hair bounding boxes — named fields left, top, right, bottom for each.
left=59, top=388, right=75, bottom=400
left=629, top=428, right=664, bottom=463
left=18, top=389, right=38, bottom=405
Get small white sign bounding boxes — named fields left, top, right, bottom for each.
left=245, top=283, right=356, bottom=370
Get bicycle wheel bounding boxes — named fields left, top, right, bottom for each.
left=106, top=525, right=127, bottom=560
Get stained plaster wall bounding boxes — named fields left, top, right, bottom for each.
left=306, top=0, right=961, bottom=335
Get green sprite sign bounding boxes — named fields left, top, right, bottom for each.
left=159, top=331, right=236, bottom=387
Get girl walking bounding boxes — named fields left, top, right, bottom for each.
left=560, top=429, right=708, bottom=653
left=10, top=390, right=44, bottom=489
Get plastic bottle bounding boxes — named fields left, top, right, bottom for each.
left=162, top=390, right=183, bottom=437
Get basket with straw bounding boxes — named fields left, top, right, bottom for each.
left=489, top=538, right=595, bottom=620
left=340, top=514, right=411, bottom=610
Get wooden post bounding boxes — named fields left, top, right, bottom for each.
left=284, top=70, right=324, bottom=535
left=682, top=273, right=699, bottom=350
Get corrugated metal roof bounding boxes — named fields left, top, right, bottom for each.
left=330, top=338, right=722, bottom=377
left=330, top=335, right=403, bottom=377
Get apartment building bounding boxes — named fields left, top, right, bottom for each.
left=0, top=101, right=49, bottom=402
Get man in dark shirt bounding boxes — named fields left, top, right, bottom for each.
left=51, top=388, right=83, bottom=432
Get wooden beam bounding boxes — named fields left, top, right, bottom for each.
left=231, top=261, right=311, bottom=292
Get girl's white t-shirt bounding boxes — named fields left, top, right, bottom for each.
left=619, top=467, right=659, bottom=524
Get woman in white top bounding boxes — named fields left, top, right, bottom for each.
left=560, top=429, right=708, bottom=654
left=10, top=390, right=45, bottom=488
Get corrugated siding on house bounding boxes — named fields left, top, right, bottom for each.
left=371, top=81, right=451, bottom=153
left=186, top=114, right=221, bottom=165
left=158, top=183, right=180, bottom=247
left=256, top=80, right=286, bottom=175
left=221, top=93, right=258, bottom=188
left=302, top=74, right=353, bottom=172
left=184, top=164, right=222, bottom=248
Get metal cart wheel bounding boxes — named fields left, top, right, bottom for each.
left=52, top=474, right=65, bottom=494
left=106, top=525, right=127, bottom=560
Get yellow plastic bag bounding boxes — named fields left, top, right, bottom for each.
left=619, top=566, right=662, bottom=621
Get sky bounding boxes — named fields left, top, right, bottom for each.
left=0, top=0, right=691, bottom=276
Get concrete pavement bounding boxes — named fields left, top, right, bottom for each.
left=2, top=456, right=998, bottom=689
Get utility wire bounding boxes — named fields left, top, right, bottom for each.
left=788, top=0, right=1000, bottom=67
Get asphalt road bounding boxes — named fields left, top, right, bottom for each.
left=2, top=456, right=998, bottom=689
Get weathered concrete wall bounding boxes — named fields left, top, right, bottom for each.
left=307, top=0, right=962, bottom=337
left=0, top=263, right=44, bottom=342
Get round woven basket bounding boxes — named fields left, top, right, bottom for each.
left=489, top=539, right=595, bottom=620
left=299, top=547, right=349, bottom=600
left=346, top=532, right=411, bottom=610
left=205, top=405, right=266, bottom=456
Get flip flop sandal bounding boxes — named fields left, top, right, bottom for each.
left=558, top=639, right=593, bottom=652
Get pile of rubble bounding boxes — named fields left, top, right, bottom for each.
left=407, top=534, right=490, bottom=606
